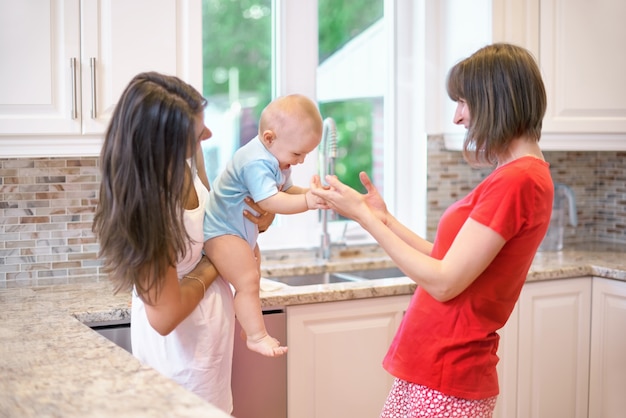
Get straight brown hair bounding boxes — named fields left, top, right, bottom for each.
left=446, top=43, right=547, bottom=166
left=93, top=72, right=207, bottom=296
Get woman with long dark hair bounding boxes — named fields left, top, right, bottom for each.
left=93, top=72, right=272, bottom=413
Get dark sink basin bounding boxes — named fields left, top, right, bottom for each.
left=334, top=267, right=406, bottom=280
left=264, top=267, right=406, bottom=287
left=264, top=272, right=352, bottom=287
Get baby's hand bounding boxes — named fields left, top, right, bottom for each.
left=305, top=190, right=330, bottom=210
left=310, top=174, right=331, bottom=191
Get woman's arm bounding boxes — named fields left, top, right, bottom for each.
left=354, top=171, right=433, bottom=255
left=361, top=210, right=505, bottom=301
left=140, top=255, right=219, bottom=335
left=312, top=173, right=506, bottom=301
left=383, top=212, right=434, bottom=256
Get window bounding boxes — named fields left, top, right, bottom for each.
left=201, top=0, right=272, bottom=183
left=201, top=0, right=427, bottom=251
left=317, top=0, right=384, bottom=196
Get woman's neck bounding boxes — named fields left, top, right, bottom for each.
left=183, top=165, right=199, bottom=210
left=497, top=137, right=545, bottom=168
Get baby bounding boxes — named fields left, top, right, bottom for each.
left=203, top=94, right=327, bottom=356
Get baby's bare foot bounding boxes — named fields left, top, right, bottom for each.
left=247, top=334, right=288, bottom=357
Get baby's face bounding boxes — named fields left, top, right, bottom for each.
left=270, top=127, right=321, bottom=170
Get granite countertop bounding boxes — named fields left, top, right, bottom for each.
left=0, top=285, right=232, bottom=418
left=256, top=242, right=626, bottom=307
left=1, top=242, right=624, bottom=416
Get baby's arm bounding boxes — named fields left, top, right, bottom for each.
left=257, top=188, right=328, bottom=215
left=284, top=185, right=307, bottom=194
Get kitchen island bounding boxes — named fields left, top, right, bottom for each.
left=0, top=284, right=231, bottom=418
left=1, top=243, right=625, bottom=417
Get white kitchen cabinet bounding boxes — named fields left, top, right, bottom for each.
left=0, top=0, right=201, bottom=157
left=588, top=277, right=626, bottom=418
left=496, top=276, right=626, bottom=418
left=517, top=278, right=591, bottom=418
left=287, top=295, right=411, bottom=418
left=493, top=301, right=519, bottom=418
left=0, top=1, right=80, bottom=136
left=493, top=0, right=626, bottom=150
left=495, top=280, right=591, bottom=418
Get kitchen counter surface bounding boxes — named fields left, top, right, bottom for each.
left=0, top=284, right=232, bottom=418
left=1, top=242, right=624, bottom=416
left=256, top=241, right=626, bottom=306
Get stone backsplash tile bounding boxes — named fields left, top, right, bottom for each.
left=426, top=135, right=626, bottom=246
left=0, top=157, right=104, bottom=288
left=1, top=141, right=624, bottom=287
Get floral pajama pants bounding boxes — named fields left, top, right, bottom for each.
left=380, top=378, right=497, bottom=418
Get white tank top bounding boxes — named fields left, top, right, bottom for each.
left=176, top=169, right=209, bottom=277
left=131, top=167, right=236, bottom=413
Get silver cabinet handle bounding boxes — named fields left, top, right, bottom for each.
left=90, top=57, right=97, bottom=119
left=70, top=58, right=77, bottom=119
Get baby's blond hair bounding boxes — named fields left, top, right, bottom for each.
left=259, top=94, right=322, bottom=137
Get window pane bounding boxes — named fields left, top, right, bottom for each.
left=317, top=0, right=385, bottom=195
left=200, top=0, right=391, bottom=249
left=201, top=0, right=272, bottom=183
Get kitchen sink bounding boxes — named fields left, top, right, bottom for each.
left=264, top=267, right=406, bottom=287
left=88, top=319, right=132, bottom=353
left=264, top=272, right=354, bottom=287
left=333, top=267, right=406, bottom=280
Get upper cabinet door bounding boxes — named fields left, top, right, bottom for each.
left=493, top=0, right=626, bottom=150
left=0, top=0, right=201, bottom=157
left=539, top=0, right=626, bottom=135
left=0, top=0, right=82, bottom=135
left=80, top=0, right=202, bottom=135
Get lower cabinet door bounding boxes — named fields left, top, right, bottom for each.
left=516, top=278, right=591, bottom=418
left=588, top=278, right=626, bottom=418
left=287, top=295, right=410, bottom=418
left=493, top=301, right=519, bottom=418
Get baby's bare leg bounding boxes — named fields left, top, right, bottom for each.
left=204, top=236, right=287, bottom=357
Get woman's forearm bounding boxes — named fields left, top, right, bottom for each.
left=385, top=214, right=433, bottom=255
left=359, top=211, right=442, bottom=292
left=144, top=258, right=220, bottom=335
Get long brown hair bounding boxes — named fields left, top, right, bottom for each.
left=446, top=43, right=547, bottom=166
left=93, top=72, right=207, bottom=296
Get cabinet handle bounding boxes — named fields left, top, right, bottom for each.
left=70, top=58, right=77, bottom=120
left=90, top=57, right=97, bottom=119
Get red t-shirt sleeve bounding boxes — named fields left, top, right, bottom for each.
left=470, top=165, right=537, bottom=241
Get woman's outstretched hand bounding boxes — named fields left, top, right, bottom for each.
left=357, top=171, right=390, bottom=225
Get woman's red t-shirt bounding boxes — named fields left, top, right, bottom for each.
left=382, top=156, right=554, bottom=399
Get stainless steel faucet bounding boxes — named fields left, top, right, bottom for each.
left=319, top=117, right=337, bottom=259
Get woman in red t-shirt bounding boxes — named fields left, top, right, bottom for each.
left=311, top=43, right=554, bottom=418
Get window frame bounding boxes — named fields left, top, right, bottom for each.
left=255, top=0, right=428, bottom=251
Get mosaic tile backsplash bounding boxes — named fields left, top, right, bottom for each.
left=1, top=136, right=624, bottom=287
left=426, top=136, right=626, bottom=245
